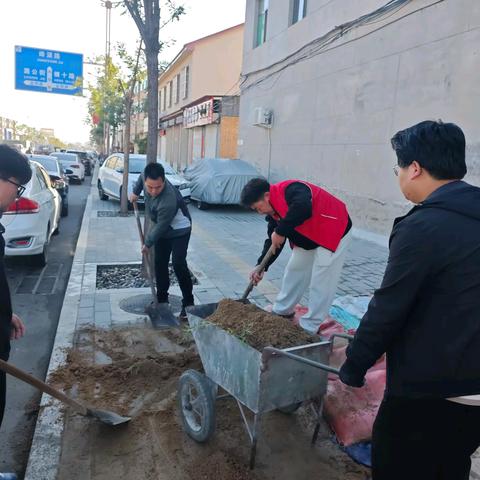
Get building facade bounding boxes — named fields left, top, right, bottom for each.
left=0, top=117, right=17, bottom=141
left=131, top=78, right=148, bottom=153
left=158, top=24, right=244, bottom=172
left=239, top=0, right=480, bottom=234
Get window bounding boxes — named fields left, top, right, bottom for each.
left=159, top=89, right=163, bottom=113
left=168, top=80, right=173, bottom=108
left=106, top=156, right=116, bottom=169
left=255, top=0, right=269, bottom=47
left=113, top=157, right=124, bottom=172
left=36, top=167, right=47, bottom=189
left=182, top=65, right=190, bottom=99
left=291, top=0, right=307, bottom=25
left=162, top=86, right=167, bottom=111
left=175, top=74, right=180, bottom=104
left=39, top=167, right=52, bottom=189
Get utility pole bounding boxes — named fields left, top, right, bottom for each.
left=102, top=0, right=112, bottom=156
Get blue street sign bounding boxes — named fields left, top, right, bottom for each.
left=15, top=45, right=83, bottom=96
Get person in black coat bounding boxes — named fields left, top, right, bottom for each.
left=339, top=121, right=480, bottom=480
left=0, top=145, right=32, bottom=479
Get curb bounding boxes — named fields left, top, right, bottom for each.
left=24, top=171, right=96, bottom=480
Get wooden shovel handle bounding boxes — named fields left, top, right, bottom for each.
left=0, top=358, right=88, bottom=415
left=133, top=201, right=157, bottom=302
left=133, top=201, right=145, bottom=244
left=241, top=246, right=276, bottom=301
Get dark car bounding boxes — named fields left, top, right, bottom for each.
left=29, top=154, right=69, bottom=217
left=66, top=149, right=92, bottom=176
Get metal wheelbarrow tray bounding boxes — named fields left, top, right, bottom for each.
left=177, top=303, right=352, bottom=469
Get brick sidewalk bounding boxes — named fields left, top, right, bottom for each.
left=83, top=191, right=389, bottom=326
left=188, top=205, right=388, bottom=306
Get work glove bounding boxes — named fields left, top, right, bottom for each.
left=339, top=360, right=366, bottom=388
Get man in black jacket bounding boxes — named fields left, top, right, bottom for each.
left=0, top=145, right=32, bottom=480
left=339, top=121, right=480, bottom=479
left=130, top=163, right=194, bottom=319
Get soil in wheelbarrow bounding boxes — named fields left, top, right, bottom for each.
left=206, top=298, right=319, bottom=350
left=55, top=325, right=368, bottom=480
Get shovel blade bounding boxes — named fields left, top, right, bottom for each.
left=87, top=408, right=131, bottom=426
left=145, top=302, right=179, bottom=329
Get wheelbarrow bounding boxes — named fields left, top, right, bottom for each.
left=177, top=303, right=353, bottom=469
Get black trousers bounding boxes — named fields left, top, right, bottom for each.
left=372, top=396, right=480, bottom=480
left=0, top=350, right=8, bottom=430
left=154, top=233, right=194, bottom=307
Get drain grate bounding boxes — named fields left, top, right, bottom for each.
left=14, top=263, right=63, bottom=295
left=97, top=210, right=143, bottom=218
left=96, top=263, right=198, bottom=289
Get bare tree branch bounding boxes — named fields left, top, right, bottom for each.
left=124, top=0, right=146, bottom=38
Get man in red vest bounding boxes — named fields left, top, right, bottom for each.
left=241, top=178, right=352, bottom=333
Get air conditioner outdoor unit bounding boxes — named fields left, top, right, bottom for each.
left=253, top=107, right=273, bottom=127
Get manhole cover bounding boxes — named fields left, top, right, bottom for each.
left=119, top=293, right=182, bottom=328
left=96, top=263, right=197, bottom=289
left=119, top=293, right=183, bottom=314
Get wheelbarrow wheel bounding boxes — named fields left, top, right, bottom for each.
left=178, top=370, right=216, bottom=443
left=277, top=402, right=302, bottom=414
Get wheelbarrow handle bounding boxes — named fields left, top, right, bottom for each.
left=330, top=333, right=355, bottom=342
left=263, top=347, right=340, bottom=375
left=241, top=246, right=276, bottom=301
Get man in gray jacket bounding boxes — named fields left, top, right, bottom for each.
left=130, top=163, right=194, bottom=318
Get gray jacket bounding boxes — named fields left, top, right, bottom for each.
left=133, top=175, right=191, bottom=247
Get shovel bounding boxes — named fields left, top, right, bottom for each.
left=0, top=359, right=130, bottom=426
left=240, top=245, right=276, bottom=302
left=132, top=201, right=178, bottom=328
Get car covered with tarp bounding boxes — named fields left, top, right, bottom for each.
left=183, top=158, right=263, bottom=209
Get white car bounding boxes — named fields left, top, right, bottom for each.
left=2, top=161, right=61, bottom=266
left=97, top=154, right=191, bottom=203
left=50, top=152, right=85, bottom=183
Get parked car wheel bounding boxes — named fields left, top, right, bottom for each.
left=98, top=181, right=108, bottom=200
left=61, top=201, right=69, bottom=217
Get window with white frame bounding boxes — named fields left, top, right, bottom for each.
left=175, top=74, right=180, bottom=104
left=182, top=65, right=190, bottom=100
left=255, top=0, right=269, bottom=47
left=168, top=80, right=173, bottom=108
left=291, top=0, right=307, bottom=25
left=172, top=77, right=177, bottom=106
left=158, top=89, right=162, bottom=114
left=162, top=86, right=167, bottom=111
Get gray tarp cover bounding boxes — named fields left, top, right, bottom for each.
left=184, top=158, right=263, bottom=205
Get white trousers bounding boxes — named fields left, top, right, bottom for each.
left=273, top=232, right=352, bottom=333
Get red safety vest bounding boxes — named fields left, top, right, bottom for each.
left=269, top=180, right=349, bottom=252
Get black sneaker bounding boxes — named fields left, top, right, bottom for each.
left=179, top=303, right=194, bottom=321
left=179, top=307, right=188, bottom=321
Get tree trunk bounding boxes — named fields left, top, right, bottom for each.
left=121, top=96, right=132, bottom=214
left=143, top=42, right=159, bottom=288
left=146, top=52, right=159, bottom=165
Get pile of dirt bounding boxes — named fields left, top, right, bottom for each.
left=186, top=451, right=261, bottom=480
left=50, top=327, right=200, bottom=416
left=54, top=325, right=368, bottom=480
left=206, top=299, right=319, bottom=350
